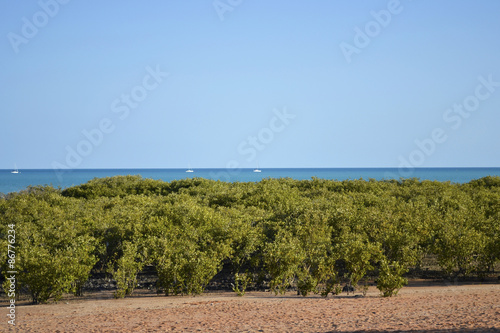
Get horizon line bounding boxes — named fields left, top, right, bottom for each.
left=2, top=166, right=500, bottom=171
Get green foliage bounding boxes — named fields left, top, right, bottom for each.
left=0, top=189, right=97, bottom=303
left=337, top=235, right=382, bottom=288
left=263, top=230, right=305, bottom=295
left=1, top=175, right=499, bottom=302
left=294, top=207, right=338, bottom=297
left=18, top=242, right=96, bottom=304
left=376, top=260, right=408, bottom=297
left=233, top=272, right=252, bottom=296
left=151, top=202, right=232, bottom=296
left=154, top=233, right=228, bottom=295
left=432, top=219, right=487, bottom=277
left=112, top=241, right=146, bottom=298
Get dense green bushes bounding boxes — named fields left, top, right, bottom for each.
left=1, top=175, right=499, bottom=303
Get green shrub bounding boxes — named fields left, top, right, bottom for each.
left=233, top=272, right=252, bottom=296
left=376, top=260, right=408, bottom=297
left=17, top=240, right=96, bottom=304
left=2, top=175, right=499, bottom=302
left=112, top=241, right=146, bottom=298
left=263, top=230, right=305, bottom=295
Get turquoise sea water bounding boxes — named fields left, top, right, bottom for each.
left=1, top=168, right=499, bottom=194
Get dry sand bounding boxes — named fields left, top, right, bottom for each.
left=1, top=282, right=499, bottom=332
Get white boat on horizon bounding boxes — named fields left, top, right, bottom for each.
left=186, top=164, right=194, bottom=173
left=11, top=164, right=20, bottom=174
left=253, top=163, right=262, bottom=173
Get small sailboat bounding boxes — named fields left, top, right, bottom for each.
left=253, top=163, right=262, bottom=173
left=11, top=164, right=20, bottom=174
left=186, top=164, right=194, bottom=173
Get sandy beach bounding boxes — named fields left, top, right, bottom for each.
left=2, top=282, right=499, bottom=332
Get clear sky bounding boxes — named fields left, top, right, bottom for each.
left=1, top=0, right=500, bottom=169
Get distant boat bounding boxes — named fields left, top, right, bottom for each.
left=186, top=164, right=194, bottom=173
left=11, top=164, right=20, bottom=174
left=253, top=163, right=262, bottom=173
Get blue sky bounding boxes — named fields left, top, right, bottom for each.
left=1, top=0, right=499, bottom=169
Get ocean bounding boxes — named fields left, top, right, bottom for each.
left=1, top=168, right=499, bottom=194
